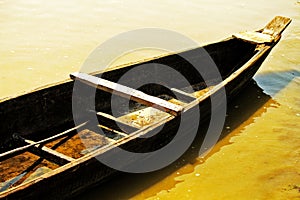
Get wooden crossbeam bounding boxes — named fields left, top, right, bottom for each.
left=97, top=125, right=128, bottom=138
left=24, top=139, right=75, bottom=165
left=70, top=72, right=183, bottom=116
left=96, top=112, right=139, bottom=133
left=233, top=31, right=274, bottom=44
left=0, top=122, right=87, bottom=161
left=170, top=88, right=196, bottom=102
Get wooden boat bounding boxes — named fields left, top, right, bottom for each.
left=0, top=16, right=291, bottom=199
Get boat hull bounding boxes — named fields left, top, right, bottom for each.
left=0, top=16, right=292, bottom=199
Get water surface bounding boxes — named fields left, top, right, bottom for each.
left=0, top=0, right=299, bottom=199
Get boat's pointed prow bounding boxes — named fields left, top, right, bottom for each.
left=0, top=17, right=292, bottom=199
left=233, top=16, right=291, bottom=44
left=262, top=16, right=292, bottom=37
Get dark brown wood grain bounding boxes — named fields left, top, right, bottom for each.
left=0, top=16, right=291, bottom=199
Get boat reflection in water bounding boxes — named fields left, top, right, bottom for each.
left=0, top=16, right=293, bottom=199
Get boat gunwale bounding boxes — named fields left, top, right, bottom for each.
left=0, top=41, right=273, bottom=198
left=0, top=39, right=228, bottom=104
left=0, top=16, right=292, bottom=198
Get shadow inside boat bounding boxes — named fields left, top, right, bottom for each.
left=72, top=78, right=273, bottom=200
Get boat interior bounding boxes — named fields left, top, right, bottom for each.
left=0, top=37, right=258, bottom=193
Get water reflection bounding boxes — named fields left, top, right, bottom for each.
left=1, top=0, right=298, bottom=199
left=255, top=70, right=300, bottom=97
left=73, top=80, right=273, bottom=200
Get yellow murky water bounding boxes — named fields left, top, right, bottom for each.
left=139, top=81, right=300, bottom=200
left=1, top=0, right=299, bottom=199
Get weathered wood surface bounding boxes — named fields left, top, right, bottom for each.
left=233, top=16, right=291, bottom=44
left=233, top=31, right=274, bottom=44
left=170, top=88, right=196, bottom=102
left=96, top=111, right=139, bottom=133
left=262, top=16, right=292, bottom=36
left=70, top=72, right=183, bottom=116
left=0, top=16, right=291, bottom=200
left=0, top=122, right=87, bottom=161
left=24, top=139, right=75, bottom=165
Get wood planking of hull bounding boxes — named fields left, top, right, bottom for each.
left=0, top=16, right=291, bottom=199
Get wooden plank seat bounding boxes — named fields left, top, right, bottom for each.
left=23, top=138, right=75, bottom=165
left=70, top=72, right=183, bottom=116
left=233, top=31, right=274, bottom=44
left=0, top=122, right=88, bottom=162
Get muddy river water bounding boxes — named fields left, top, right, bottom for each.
left=1, top=0, right=299, bottom=199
